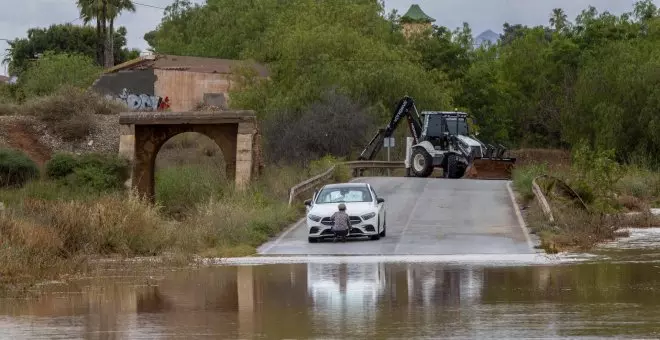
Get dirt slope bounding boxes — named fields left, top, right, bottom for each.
left=3, top=121, right=52, bottom=168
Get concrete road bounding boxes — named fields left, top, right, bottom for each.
left=258, top=177, right=535, bottom=255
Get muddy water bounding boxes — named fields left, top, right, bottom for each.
left=2, top=252, right=660, bottom=340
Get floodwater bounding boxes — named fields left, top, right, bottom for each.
left=3, top=231, right=660, bottom=339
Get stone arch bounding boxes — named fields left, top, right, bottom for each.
left=118, top=111, right=258, bottom=202
left=156, top=132, right=227, bottom=174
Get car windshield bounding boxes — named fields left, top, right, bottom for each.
left=315, top=186, right=372, bottom=204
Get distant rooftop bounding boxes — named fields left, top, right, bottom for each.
left=401, top=4, right=435, bottom=24
left=475, top=29, right=500, bottom=47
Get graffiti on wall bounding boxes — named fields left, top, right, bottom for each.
left=107, top=88, right=171, bottom=111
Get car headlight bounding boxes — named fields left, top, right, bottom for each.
left=361, top=212, right=376, bottom=220
left=308, top=214, right=322, bottom=222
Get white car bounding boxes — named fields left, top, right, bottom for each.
left=304, top=182, right=386, bottom=243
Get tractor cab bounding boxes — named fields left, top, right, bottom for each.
left=419, top=111, right=470, bottom=148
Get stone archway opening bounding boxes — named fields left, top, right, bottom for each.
left=154, top=132, right=227, bottom=218
left=118, top=111, right=258, bottom=204
left=155, top=132, right=227, bottom=175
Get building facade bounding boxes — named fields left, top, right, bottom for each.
left=92, top=54, right=270, bottom=112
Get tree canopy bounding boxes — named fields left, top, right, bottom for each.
left=144, top=0, right=660, bottom=166
left=4, top=23, right=139, bottom=77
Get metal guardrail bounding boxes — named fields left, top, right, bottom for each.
left=287, top=161, right=405, bottom=206
left=532, top=176, right=555, bottom=223
left=531, top=175, right=589, bottom=223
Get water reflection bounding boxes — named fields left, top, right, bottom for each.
left=1, top=261, right=660, bottom=339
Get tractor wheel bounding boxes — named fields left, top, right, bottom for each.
left=447, top=154, right=465, bottom=179
left=411, top=148, right=434, bottom=178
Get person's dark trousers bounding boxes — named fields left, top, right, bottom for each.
left=333, top=229, right=348, bottom=242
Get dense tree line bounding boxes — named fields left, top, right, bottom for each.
left=4, top=24, right=139, bottom=77
left=1, top=1, right=140, bottom=101
left=3, top=0, right=657, bottom=166
left=4, top=0, right=139, bottom=78
left=145, top=0, right=660, bottom=165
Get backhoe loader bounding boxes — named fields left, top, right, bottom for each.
left=357, top=96, right=516, bottom=179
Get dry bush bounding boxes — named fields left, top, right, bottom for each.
left=0, top=192, right=171, bottom=287
left=262, top=88, right=375, bottom=165
left=526, top=202, right=618, bottom=253
left=510, top=148, right=571, bottom=171
left=4, top=192, right=171, bottom=257
left=617, top=195, right=648, bottom=212
left=615, top=167, right=660, bottom=201
left=19, top=85, right=123, bottom=142
left=0, top=103, right=18, bottom=116
left=617, top=212, right=660, bottom=229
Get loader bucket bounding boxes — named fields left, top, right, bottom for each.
left=463, top=158, right=517, bottom=180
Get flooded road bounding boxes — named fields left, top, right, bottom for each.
left=3, top=248, right=660, bottom=339
left=260, top=177, right=534, bottom=256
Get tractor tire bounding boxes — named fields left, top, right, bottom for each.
left=447, top=154, right=466, bottom=179
left=411, top=148, right=434, bottom=178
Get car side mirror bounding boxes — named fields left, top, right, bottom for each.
left=377, top=198, right=385, bottom=204
left=304, top=199, right=312, bottom=206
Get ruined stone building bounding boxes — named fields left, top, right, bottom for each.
left=91, top=54, right=270, bottom=112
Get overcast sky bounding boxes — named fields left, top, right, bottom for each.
left=0, top=0, right=654, bottom=76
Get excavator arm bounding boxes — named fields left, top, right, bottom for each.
left=358, top=96, right=423, bottom=161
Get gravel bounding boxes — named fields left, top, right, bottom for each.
left=0, top=114, right=120, bottom=155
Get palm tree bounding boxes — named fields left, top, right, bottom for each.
left=550, top=8, right=568, bottom=32
left=76, top=0, right=135, bottom=67
left=76, top=0, right=105, bottom=66
left=106, top=0, right=136, bottom=67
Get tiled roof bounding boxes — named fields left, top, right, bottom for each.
left=104, top=54, right=270, bottom=77
left=401, top=4, right=435, bottom=23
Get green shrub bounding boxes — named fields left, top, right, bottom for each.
left=568, top=141, right=624, bottom=212
left=155, top=164, right=226, bottom=217
left=45, top=153, right=129, bottom=192
left=570, top=141, right=623, bottom=198
left=0, top=149, right=39, bottom=188
left=45, top=153, right=78, bottom=179
left=512, top=163, right=548, bottom=202
left=19, top=52, right=101, bottom=98
left=66, top=153, right=129, bottom=191
left=308, top=155, right=351, bottom=182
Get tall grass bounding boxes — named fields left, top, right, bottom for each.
left=155, top=164, right=227, bottom=218
left=512, top=163, right=551, bottom=203
left=0, top=153, right=340, bottom=291
left=512, top=147, right=660, bottom=253
left=0, top=192, right=171, bottom=289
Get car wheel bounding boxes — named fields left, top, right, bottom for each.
left=308, top=237, right=318, bottom=243
left=380, top=217, right=386, bottom=237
